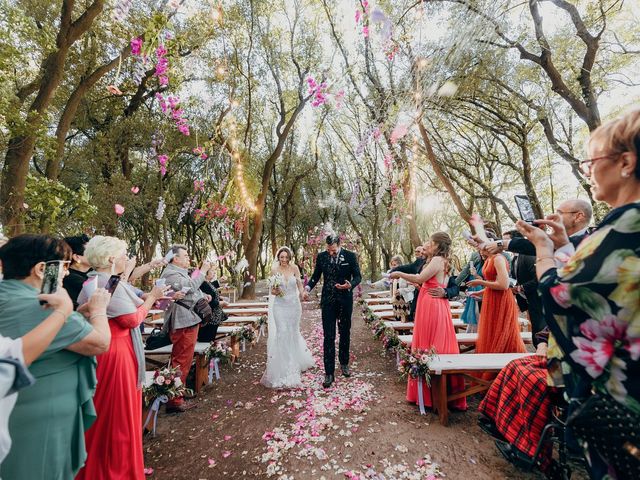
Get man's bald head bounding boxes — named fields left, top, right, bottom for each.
left=556, top=199, right=592, bottom=236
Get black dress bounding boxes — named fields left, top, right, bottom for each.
left=63, top=268, right=89, bottom=309
left=198, top=280, right=227, bottom=342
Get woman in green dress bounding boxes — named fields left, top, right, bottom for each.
left=0, top=235, right=111, bottom=479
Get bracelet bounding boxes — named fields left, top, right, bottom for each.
left=89, top=313, right=108, bottom=321
left=537, top=255, right=555, bottom=262
left=51, top=309, right=68, bottom=319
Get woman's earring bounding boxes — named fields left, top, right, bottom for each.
left=110, top=259, right=116, bottom=275
left=621, top=171, right=630, bottom=178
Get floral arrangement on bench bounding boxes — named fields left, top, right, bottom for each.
left=397, top=347, right=438, bottom=383
left=204, top=341, right=233, bottom=365
left=232, top=324, right=257, bottom=343
left=143, top=366, right=192, bottom=406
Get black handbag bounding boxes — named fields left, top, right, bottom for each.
left=176, top=298, right=214, bottom=324
left=144, top=327, right=172, bottom=350
left=568, top=391, right=640, bottom=479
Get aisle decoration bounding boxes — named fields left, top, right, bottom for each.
left=398, top=347, right=438, bottom=415
left=204, top=341, right=233, bottom=382
left=257, top=314, right=268, bottom=340
left=143, top=366, right=192, bottom=435
left=232, top=324, right=257, bottom=351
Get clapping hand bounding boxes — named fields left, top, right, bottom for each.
left=335, top=281, right=351, bottom=290
left=389, top=271, right=401, bottom=280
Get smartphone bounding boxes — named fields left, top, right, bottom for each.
left=40, top=261, right=65, bottom=304
left=514, top=195, right=536, bottom=223
left=155, top=278, right=166, bottom=287
left=180, top=287, right=191, bottom=293
left=163, top=250, right=175, bottom=263
left=462, top=230, right=473, bottom=241
left=104, top=275, right=121, bottom=295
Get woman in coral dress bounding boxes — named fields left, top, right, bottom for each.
left=76, top=237, right=167, bottom=480
left=468, top=253, right=526, bottom=354
left=390, top=232, right=466, bottom=410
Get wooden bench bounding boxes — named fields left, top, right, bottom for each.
left=144, top=342, right=213, bottom=393
left=368, top=290, right=391, bottom=298
left=379, top=315, right=466, bottom=331
left=225, top=301, right=268, bottom=309
left=428, top=353, right=534, bottom=425
left=365, top=297, right=393, bottom=305
left=223, top=307, right=268, bottom=316
left=223, top=315, right=262, bottom=326
left=219, top=286, right=237, bottom=303
left=397, top=332, right=532, bottom=348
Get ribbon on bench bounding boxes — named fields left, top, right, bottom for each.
left=143, top=394, right=168, bottom=436
left=417, top=376, right=426, bottom=415
left=208, top=358, right=221, bottom=383
left=396, top=350, right=400, bottom=367
left=241, top=339, right=246, bottom=352
left=257, top=323, right=266, bottom=342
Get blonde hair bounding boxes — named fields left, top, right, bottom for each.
left=588, top=109, right=640, bottom=179
left=85, top=235, right=128, bottom=269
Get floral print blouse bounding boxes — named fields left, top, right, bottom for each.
left=538, top=202, right=640, bottom=413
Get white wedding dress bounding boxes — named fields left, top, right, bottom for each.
left=261, top=275, right=315, bottom=388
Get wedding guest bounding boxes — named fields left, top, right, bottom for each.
left=161, top=245, right=211, bottom=413
left=458, top=249, right=485, bottom=333
left=371, top=255, right=404, bottom=290
left=481, top=198, right=592, bottom=257
left=198, top=269, right=229, bottom=342
left=1, top=286, right=84, bottom=467
left=76, top=236, right=167, bottom=480
left=514, top=109, right=640, bottom=478
left=467, top=239, right=526, bottom=355
left=0, top=234, right=111, bottom=480
left=502, top=230, right=544, bottom=344
left=62, top=234, right=91, bottom=308
left=390, top=246, right=425, bottom=322
left=391, top=233, right=466, bottom=410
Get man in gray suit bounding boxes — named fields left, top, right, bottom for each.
left=161, top=244, right=212, bottom=413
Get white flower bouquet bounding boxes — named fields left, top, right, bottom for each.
left=268, top=272, right=285, bottom=297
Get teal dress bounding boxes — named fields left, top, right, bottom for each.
left=0, top=280, right=97, bottom=479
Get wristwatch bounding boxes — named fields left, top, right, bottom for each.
left=496, top=240, right=503, bottom=249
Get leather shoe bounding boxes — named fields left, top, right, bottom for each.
left=166, top=401, right=198, bottom=414
left=340, top=364, right=351, bottom=377
left=322, top=374, right=334, bottom=388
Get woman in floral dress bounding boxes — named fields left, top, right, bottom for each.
left=480, top=109, right=640, bottom=479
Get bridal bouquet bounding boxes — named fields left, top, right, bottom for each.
left=268, top=273, right=285, bottom=297
left=143, top=366, right=192, bottom=406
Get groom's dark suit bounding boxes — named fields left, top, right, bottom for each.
left=307, top=249, right=362, bottom=375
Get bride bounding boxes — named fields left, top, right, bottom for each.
left=261, top=246, right=315, bottom=388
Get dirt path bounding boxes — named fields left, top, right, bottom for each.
left=143, top=298, right=547, bottom=479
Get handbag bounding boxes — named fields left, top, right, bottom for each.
left=176, top=298, right=214, bottom=324
left=144, top=327, right=172, bottom=350
left=567, top=391, right=640, bottom=479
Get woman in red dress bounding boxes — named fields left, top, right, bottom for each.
left=468, top=253, right=526, bottom=354
left=75, top=236, right=167, bottom=480
left=391, top=232, right=466, bottom=410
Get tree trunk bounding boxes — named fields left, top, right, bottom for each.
left=0, top=0, right=105, bottom=235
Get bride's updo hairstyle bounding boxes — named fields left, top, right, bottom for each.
left=429, top=232, right=452, bottom=273
left=275, top=246, right=294, bottom=264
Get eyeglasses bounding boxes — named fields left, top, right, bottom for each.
left=579, top=153, right=619, bottom=175
left=556, top=210, right=579, bottom=215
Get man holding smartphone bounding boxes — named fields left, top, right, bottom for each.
left=160, top=245, right=212, bottom=413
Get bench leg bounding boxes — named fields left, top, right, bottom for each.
left=432, top=373, right=450, bottom=426
left=229, top=337, right=240, bottom=361
left=194, top=354, right=207, bottom=393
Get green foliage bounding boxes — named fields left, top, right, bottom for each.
left=23, top=174, right=97, bottom=235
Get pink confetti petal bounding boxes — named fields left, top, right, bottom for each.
left=207, top=458, right=216, bottom=467
left=222, top=451, right=232, bottom=458
left=114, top=204, right=125, bottom=216
left=131, top=186, right=140, bottom=194
left=224, top=435, right=232, bottom=441
left=143, top=467, right=154, bottom=475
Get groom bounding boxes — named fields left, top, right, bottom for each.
left=304, top=234, right=362, bottom=388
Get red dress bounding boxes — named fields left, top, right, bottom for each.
left=476, top=255, right=527, bottom=354
left=76, top=306, right=147, bottom=480
left=407, top=276, right=467, bottom=409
